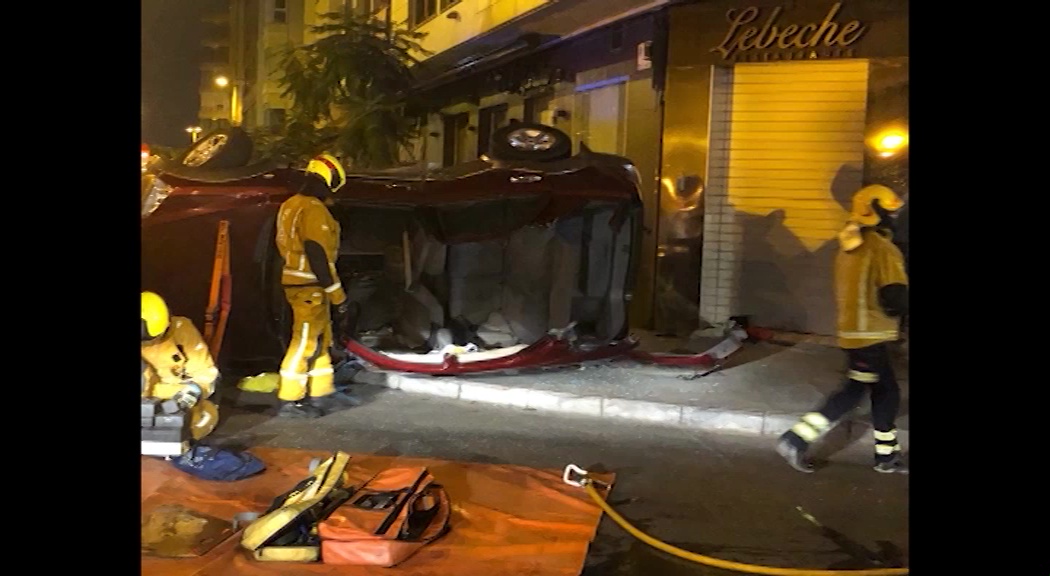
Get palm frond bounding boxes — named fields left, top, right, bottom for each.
left=270, top=9, right=430, bottom=168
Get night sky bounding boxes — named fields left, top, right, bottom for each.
left=141, top=0, right=225, bottom=148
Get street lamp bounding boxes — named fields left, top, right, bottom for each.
left=214, top=75, right=242, bottom=126
left=868, top=125, right=909, bottom=159
left=185, top=126, right=203, bottom=143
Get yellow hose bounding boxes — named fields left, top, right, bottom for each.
left=582, top=482, right=908, bottom=576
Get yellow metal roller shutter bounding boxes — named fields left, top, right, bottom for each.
left=727, top=60, right=869, bottom=335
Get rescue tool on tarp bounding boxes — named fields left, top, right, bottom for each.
left=562, top=464, right=909, bottom=576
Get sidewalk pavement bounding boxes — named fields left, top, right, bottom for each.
left=359, top=335, right=910, bottom=448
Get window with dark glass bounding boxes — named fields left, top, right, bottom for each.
left=354, top=0, right=390, bottom=16
left=411, top=0, right=438, bottom=27
left=477, top=104, right=508, bottom=157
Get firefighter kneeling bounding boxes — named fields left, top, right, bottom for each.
left=141, top=291, right=220, bottom=442
left=777, top=185, right=909, bottom=474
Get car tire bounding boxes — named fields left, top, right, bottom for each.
left=177, top=127, right=253, bottom=170
left=488, top=122, right=572, bottom=163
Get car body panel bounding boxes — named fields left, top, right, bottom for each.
left=142, top=149, right=644, bottom=373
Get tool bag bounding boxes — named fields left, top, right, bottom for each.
left=318, top=466, right=451, bottom=567
left=240, top=451, right=354, bottom=562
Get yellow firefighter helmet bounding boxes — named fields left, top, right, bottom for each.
left=849, top=184, right=904, bottom=227
left=189, top=399, right=220, bottom=440
left=141, top=291, right=170, bottom=339
left=305, top=153, right=347, bottom=193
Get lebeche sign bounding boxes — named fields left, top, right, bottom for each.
left=711, top=2, right=867, bottom=62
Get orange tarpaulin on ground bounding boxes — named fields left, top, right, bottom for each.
left=142, top=447, right=614, bottom=576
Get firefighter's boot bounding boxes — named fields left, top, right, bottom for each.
left=874, top=454, right=909, bottom=474
left=310, top=391, right=362, bottom=416
left=776, top=434, right=815, bottom=473
left=277, top=400, right=323, bottom=419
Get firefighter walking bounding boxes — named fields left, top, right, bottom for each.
left=776, top=185, right=909, bottom=474
left=274, top=153, right=360, bottom=418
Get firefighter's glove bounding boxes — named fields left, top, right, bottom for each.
left=877, top=284, right=908, bottom=318
left=332, top=301, right=350, bottom=325
left=172, top=383, right=203, bottom=411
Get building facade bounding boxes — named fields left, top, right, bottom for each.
left=390, top=0, right=671, bottom=328
left=196, top=0, right=908, bottom=337
left=660, top=0, right=909, bottom=336
left=198, top=0, right=351, bottom=132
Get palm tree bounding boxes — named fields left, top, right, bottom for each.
left=260, top=8, right=430, bottom=170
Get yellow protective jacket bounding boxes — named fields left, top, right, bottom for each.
left=835, top=228, right=908, bottom=349
left=275, top=193, right=347, bottom=305
left=142, top=316, right=219, bottom=399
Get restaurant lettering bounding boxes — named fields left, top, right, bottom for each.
left=711, top=2, right=867, bottom=61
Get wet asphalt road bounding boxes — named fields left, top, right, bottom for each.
left=211, top=385, right=909, bottom=575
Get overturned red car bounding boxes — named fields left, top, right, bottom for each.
left=142, top=123, right=660, bottom=375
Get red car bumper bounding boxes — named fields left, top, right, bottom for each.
left=344, top=336, right=640, bottom=375
left=343, top=325, right=756, bottom=375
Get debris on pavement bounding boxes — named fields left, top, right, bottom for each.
left=628, top=322, right=749, bottom=367
left=677, top=363, right=724, bottom=380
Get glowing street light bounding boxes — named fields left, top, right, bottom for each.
left=185, top=126, right=203, bottom=143
left=869, top=125, right=909, bottom=159
left=212, top=75, right=243, bottom=126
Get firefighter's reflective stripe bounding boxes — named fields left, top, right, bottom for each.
left=790, top=412, right=831, bottom=443
left=873, top=429, right=897, bottom=441
left=875, top=443, right=902, bottom=455
left=307, top=367, right=334, bottom=376
left=874, top=429, right=900, bottom=455
left=280, top=322, right=313, bottom=383
left=856, top=253, right=871, bottom=332
left=323, top=282, right=342, bottom=294
left=838, top=330, right=899, bottom=340
left=847, top=369, right=880, bottom=383
left=283, top=269, right=318, bottom=281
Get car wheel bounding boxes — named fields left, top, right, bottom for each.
left=177, top=127, right=253, bottom=170
left=488, top=122, right=572, bottom=162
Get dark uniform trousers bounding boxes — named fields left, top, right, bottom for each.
left=785, top=342, right=902, bottom=462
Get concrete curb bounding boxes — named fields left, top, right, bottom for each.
left=381, top=373, right=910, bottom=446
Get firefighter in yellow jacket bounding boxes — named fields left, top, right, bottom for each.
left=141, top=291, right=220, bottom=440
left=776, top=185, right=909, bottom=474
left=274, top=153, right=361, bottom=418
